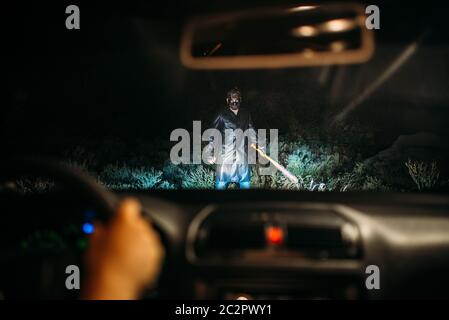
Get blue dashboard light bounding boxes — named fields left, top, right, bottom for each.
left=82, top=222, right=95, bottom=234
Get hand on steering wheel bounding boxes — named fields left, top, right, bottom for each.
left=82, top=198, right=165, bottom=300
left=0, top=158, right=166, bottom=300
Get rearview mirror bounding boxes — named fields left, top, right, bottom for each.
left=180, top=3, right=374, bottom=69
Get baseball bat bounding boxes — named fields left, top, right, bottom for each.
left=250, top=144, right=298, bottom=184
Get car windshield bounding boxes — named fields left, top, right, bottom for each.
left=3, top=2, right=448, bottom=193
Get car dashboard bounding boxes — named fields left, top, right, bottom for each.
left=1, top=190, right=449, bottom=299
left=133, top=191, right=449, bottom=299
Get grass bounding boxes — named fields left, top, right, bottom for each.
left=8, top=135, right=446, bottom=193
left=405, top=159, right=440, bottom=191
left=99, top=164, right=163, bottom=190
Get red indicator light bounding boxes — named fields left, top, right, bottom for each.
left=266, top=226, right=284, bottom=246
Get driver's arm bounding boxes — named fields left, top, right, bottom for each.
left=82, top=198, right=164, bottom=300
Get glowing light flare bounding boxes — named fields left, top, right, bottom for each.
left=321, top=18, right=358, bottom=33
left=289, top=5, right=317, bottom=12
left=291, top=18, right=359, bottom=38
left=291, top=25, right=318, bottom=37
left=82, top=222, right=95, bottom=235
left=330, top=41, right=347, bottom=52
left=265, top=225, right=284, bottom=246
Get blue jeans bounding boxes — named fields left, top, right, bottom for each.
left=216, top=181, right=251, bottom=190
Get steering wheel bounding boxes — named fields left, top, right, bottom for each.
left=0, top=157, right=165, bottom=299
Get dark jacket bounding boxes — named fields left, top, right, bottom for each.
left=207, top=107, right=258, bottom=183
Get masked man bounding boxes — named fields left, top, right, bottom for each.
left=206, top=88, right=261, bottom=190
